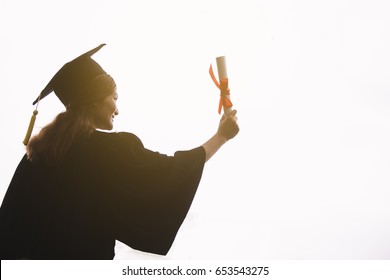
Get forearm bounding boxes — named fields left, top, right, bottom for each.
left=202, top=133, right=227, bottom=162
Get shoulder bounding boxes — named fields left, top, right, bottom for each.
left=65, top=130, right=145, bottom=162
left=86, top=130, right=144, bottom=148
left=63, top=131, right=148, bottom=175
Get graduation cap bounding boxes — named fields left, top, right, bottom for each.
left=23, top=44, right=108, bottom=145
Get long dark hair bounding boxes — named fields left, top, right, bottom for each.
left=26, top=74, right=116, bottom=166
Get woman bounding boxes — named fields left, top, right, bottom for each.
left=0, top=44, right=239, bottom=259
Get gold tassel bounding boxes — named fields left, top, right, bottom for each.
left=23, top=110, right=38, bottom=145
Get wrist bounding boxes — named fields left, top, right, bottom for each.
left=215, top=131, right=228, bottom=144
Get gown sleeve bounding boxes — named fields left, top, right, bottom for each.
left=95, top=132, right=206, bottom=255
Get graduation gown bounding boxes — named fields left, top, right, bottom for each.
left=0, top=131, right=205, bottom=259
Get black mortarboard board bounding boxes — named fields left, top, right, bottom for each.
left=33, top=43, right=107, bottom=107
left=23, top=44, right=108, bottom=145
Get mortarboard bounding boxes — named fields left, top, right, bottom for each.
left=33, top=43, right=107, bottom=107
left=23, top=44, right=108, bottom=145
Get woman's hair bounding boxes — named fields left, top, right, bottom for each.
left=26, top=74, right=116, bottom=166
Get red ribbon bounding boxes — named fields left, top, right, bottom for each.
left=209, top=64, right=233, bottom=114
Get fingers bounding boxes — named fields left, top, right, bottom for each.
left=221, top=109, right=237, bottom=121
left=226, top=109, right=238, bottom=122
left=227, top=109, right=237, bottom=117
left=220, top=110, right=238, bottom=127
left=218, top=109, right=239, bottom=140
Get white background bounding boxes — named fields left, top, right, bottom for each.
left=1, top=0, right=390, bottom=260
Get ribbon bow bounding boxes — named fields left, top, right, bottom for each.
left=209, top=64, right=233, bottom=114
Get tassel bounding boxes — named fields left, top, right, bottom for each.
left=23, top=110, right=38, bottom=145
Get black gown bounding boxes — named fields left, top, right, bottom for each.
left=0, top=131, right=205, bottom=259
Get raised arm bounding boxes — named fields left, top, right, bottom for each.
left=202, top=110, right=239, bottom=162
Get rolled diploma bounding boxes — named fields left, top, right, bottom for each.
left=216, top=56, right=232, bottom=115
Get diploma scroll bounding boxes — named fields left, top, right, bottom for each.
left=210, top=56, right=233, bottom=115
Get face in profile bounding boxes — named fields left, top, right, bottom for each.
left=93, top=91, right=119, bottom=130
